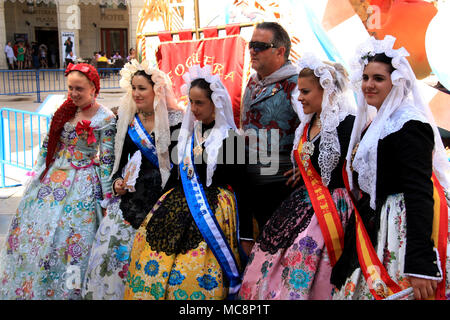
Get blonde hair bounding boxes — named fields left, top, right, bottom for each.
left=298, top=61, right=348, bottom=93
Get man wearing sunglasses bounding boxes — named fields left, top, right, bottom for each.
left=240, top=22, right=301, bottom=255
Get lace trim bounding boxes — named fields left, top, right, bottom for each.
left=144, top=187, right=219, bottom=255
left=178, top=65, right=238, bottom=187
left=256, top=186, right=314, bottom=254
left=347, top=35, right=450, bottom=208
left=293, top=53, right=354, bottom=186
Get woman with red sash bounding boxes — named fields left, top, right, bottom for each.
left=0, top=63, right=116, bottom=299
left=238, top=53, right=356, bottom=300
left=331, top=35, right=450, bottom=300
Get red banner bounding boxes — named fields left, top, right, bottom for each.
left=156, top=34, right=247, bottom=126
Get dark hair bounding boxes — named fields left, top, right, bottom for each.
left=190, top=78, right=213, bottom=101
left=256, top=22, right=291, bottom=61
left=367, top=53, right=395, bottom=73
left=132, top=70, right=155, bottom=86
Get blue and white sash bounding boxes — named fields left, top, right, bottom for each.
left=128, top=115, right=159, bottom=168
left=180, top=133, right=241, bottom=296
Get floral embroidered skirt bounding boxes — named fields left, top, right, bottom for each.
left=0, top=166, right=103, bottom=300
left=238, top=186, right=352, bottom=300
left=82, top=199, right=136, bottom=300
left=332, top=193, right=450, bottom=300
left=124, top=186, right=241, bottom=300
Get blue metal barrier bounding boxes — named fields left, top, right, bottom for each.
left=0, top=68, right=121, bottom=102
left=0, top=107, right=51, bottom=188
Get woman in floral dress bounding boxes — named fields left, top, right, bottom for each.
left=0, top=63, right=115, bottom=300
left=124, top=65, right=246, bottom=300
left=238, top=53, right=356, bottom=300
left=82, top=60, right=182, bottom=300
left=331, top=36, right=450, bottom=300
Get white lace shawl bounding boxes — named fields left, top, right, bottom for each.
left=346, top=35, right=450, bottom=209
left=111, top=60, right=183, bottom=189
left=177, top=64, right=239, bottom=187
left=291, top=52, right=356, bottom=186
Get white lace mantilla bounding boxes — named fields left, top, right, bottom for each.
left=113, top=59, right=182, bottom=189
left=292, top=52, right=355, bottom=186
left=178, top=64, right=238, bottom=187
left=347, top=35, right=450, bottom=209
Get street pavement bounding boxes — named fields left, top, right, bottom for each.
left=0, top=89, right=125, bottom=247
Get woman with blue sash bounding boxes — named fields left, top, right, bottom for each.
left=82, top=60, right=183, bottom=299
left=124, top=64, right=247, bottom=300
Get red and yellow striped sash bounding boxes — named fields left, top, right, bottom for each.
left=431, top=173, right=448, bottom=300
left=342, top=164, right=448, bottom=300
left=294, top=124, right=345, bottom=266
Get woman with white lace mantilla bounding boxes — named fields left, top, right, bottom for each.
left=238, top=53, right=356, bottom=300
left=124, top=65, right=247, bottom=300
left=331, top=35, right=450, bottom=300
left=82, top=60, right=183, bottom=299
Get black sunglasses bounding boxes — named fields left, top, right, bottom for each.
left=249, top=41, right=276, bottom=53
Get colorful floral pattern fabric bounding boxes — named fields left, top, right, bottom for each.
left=81, top=198, right=136, bottom=300
left=124, top=187, right=241, bottom=300
left=238, top=187, right=353, bottom=300
left=0, top=105, right=115, bottom=300
left=332, top=194, right=450, bottom=300
left=241, top=74, right=299, bottom=154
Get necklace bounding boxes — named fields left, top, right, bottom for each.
left=138, top=109, right=155, bottom=121
left=316, top=117, right=322, bottom=130
left=76, top=103, right=94, bottom=114
left=350, top=142, right=360, bottom=172
left=300, top=121, right=321, bottom=170
left=193, top=122, right=210, bottom=157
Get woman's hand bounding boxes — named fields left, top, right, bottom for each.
left=284, top=168, right=301, bottom=188
left=113, top=178, right=127, bottom=196
left=408, top=276, right=438, bottom=300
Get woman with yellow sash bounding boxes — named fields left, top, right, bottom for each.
left=331, top=35, right=450, bottom=300
left=238, top=53, right=356, bottom=300
left=124, top=65, right=246, bottom=300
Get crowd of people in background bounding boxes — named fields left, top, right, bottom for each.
left=4, top=40, right=54, bottom=70
left=4, top=38, right=136, bottom=70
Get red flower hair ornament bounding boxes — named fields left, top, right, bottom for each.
left=65, top=63, right=100, bottom=96
left=40, top=63, right=101, bottom=181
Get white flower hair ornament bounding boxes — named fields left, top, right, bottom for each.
left=178, top=64, right=238, bottom=187
left=350, top=35, right=411, bottom=94
left=346, top=35, right=450, bottom=209
left=112, top=59, right=179, bottom=189
left=292, top=52, right=353, bottom=186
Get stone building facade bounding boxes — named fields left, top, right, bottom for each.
left=0, top=0, right=144, bottom=68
